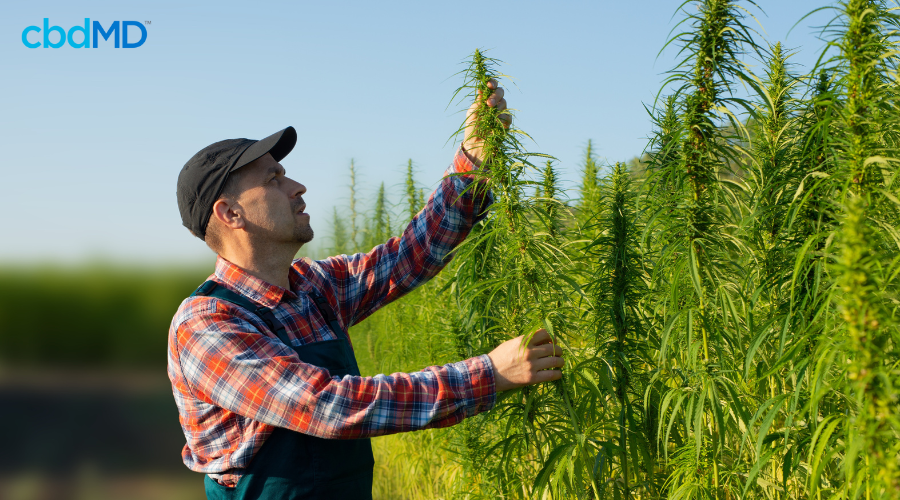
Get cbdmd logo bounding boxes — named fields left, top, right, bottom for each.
left=22, top=19, right=148, bottom=49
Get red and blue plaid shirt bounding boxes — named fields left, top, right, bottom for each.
left=167, top=149, right=496, bottom=486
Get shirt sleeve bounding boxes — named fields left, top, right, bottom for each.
left=173, top=297, right=497, bottom=439
left=308, top=147, right=492, bottom=328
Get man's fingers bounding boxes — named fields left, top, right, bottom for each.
left=487, top=88, right=505, bottom=106
left=477, top=83, right=500, bottom=97
left=529, top=343, right=564, bottom=359
left=478, top=84, right=503, bottom=105
left=498, top=99, right=511, bottom=129
left=533, top=356, right=565, bottom=372
left=528, top=328, right=551, bottom=346
left=533, top=368, right=563, bottom=384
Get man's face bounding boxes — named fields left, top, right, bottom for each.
left=233, top=153, right=313, bottom=245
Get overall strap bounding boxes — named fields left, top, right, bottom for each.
left=191, top=281, right=293, bottom=348
left=307, top=290, right=348, bottom=341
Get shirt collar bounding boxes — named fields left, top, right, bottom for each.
left=213, top=256, right=298, bottom=308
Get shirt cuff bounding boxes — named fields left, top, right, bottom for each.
left=453, top=146, right=479, bottom=174
left=460, top=353, right=497, bottom=416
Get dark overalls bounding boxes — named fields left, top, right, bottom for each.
left=191, top=281, right=375, bottom=500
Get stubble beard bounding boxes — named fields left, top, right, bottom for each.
left=294, top=220, right=314, bottom=244
left=291, top=198, right=314, bottom=244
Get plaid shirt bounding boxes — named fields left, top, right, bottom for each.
left=167, top=148, right=496, bottom=486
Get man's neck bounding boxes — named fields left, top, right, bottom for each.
left=219, top=243, right=299, bottom=290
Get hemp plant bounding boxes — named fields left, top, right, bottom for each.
left=786, top=69, right=836, bottom=341
left=539, top=160, right=565, bottom=240
left=363, top=182, right=389, bottom=250
left=348, top=159, right=360, bottom=252
left=643, top=0, right=762, bottom=497
left=807, top=1, right=900, bottom=496
left=734, top=41, right=819, bottom=500
left=745, top=43, right=801, bottom=302
left=330, top=208, right=349, bottom=256
left=577, top=140, right=603, bottom=236
left=445, top=49, right=607, bottom=499
left=585, top=161, right=656, bottom=499
left=404, top=159, right=424, bottom=221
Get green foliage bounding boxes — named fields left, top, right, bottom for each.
left=577, top=140, right=602, bottom=226
left=363, top=182, right=389, bottom=250
left=330, top=207, right=349, bottom=255
left=360, top=2, right=900, bottom=499
left=0, top=265, right=211, bottom=367
left=405, top=159, right=425, bottom=222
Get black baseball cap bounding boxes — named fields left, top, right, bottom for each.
left=177, top=126, right=297, bottom=240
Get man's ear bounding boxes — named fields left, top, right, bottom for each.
left=211, top=198, right=246, bottom=230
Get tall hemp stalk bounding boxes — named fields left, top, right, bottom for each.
left=348, top=159, right=360, bottom=252
left=446, top=49, right=604, bottom=499
left=787, top=68, right=835, bottom=362
left=541, top=160, right=561, bottom=240
left=587, top=161, right=654, bottom=499
left=815, top=1, right=900, bottom=497
left=746, top=42, right=800, bottom=308
left=577, top=140, right=603, bottom=236
left=330, top=208, right=349, bottom=255
left=405, top=159, right=424, bottom=221
left=645, top=1, right=761, bottom=498
left=734, top=42, right=805, bottom=500
left=767, top=73, right=838, bottom=500
left=364, top=182, right=389, bottom=250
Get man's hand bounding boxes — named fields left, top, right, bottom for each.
left=462, top=79, right=511, bottom=167
left=487, top=328, right=564, bottom=392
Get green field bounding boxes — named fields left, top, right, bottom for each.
left=352, top=1, right=900, bottom=498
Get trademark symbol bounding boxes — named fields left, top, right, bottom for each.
left=144, top=21, right=151, bottom=25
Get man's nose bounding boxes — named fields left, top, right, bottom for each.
left=286, top=177, right=306, bottom=196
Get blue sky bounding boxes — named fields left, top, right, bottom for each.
left=1, top=0, right=833, bottom=264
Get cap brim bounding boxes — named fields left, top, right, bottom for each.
left=233, top=126, right=297, bottom=171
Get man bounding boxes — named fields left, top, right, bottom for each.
left=169, top=81, right=564, bottom=499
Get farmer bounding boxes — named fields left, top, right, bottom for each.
left=168, top=80, right=564, bottom=499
